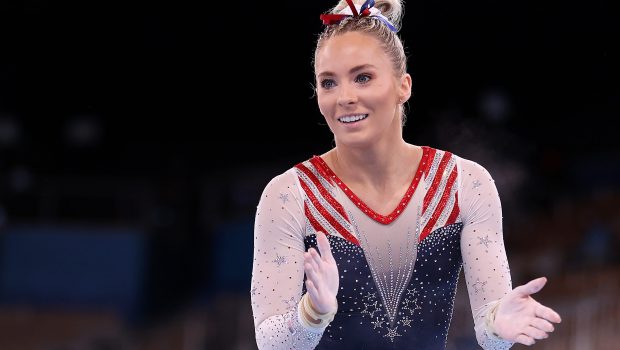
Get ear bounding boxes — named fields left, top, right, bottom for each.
left=398, top=73, right=412, bottom=103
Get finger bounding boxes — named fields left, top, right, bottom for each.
left=513, top=277, right=547, bottom=297
left=304, top=253, right=319, bottom=274
left=305, top=248, right=321, bottom=272
left=530, top=317, right=555, bottom=333
left=523, top=325, right=548, bottom=340
left=316, top=231, right=334, bottom=262
left=305, top=279, right=319, bottom=300
left=310, top=248, right=324, bottom=269
left=514, top=334, right=535, bottom=346
left=304, top=262, right=319, bottom=288
left=304, top=252, right=316, bottom=273
left=535, top=304, right=562, bottom=323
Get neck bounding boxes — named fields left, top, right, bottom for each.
left=329, top=139, right=414, bottom=188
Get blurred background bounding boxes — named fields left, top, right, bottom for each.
left=0, top=0, right=618, bottom=349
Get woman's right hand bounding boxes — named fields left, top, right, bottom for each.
left=304, top=231, right=340, bottom=314
left=493, top=277, right=562, bottom=346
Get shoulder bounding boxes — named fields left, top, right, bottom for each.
left=262, top=166, right=298, bottom=194
left=259, top=156, right=317, bottom=197
left=423, top=146, right=495, bottom=185
left=426, top=146, right=492, bottom=175
left=455, top=154, right=492, bottom=176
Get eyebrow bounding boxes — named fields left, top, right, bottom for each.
left=317, top=64, right=376, bottom=79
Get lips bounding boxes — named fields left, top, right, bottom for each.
left=338, top=114, right=368, bottom=123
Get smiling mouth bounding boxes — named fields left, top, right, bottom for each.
left=338, top=114, right=369, bottom=123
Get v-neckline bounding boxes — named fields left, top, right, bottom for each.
left=309, top=146, right=431, bottom=225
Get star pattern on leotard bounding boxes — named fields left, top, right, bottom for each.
left=278, top=193, right=289, bottom=204
left=473, top=179, right=482, bottom=189
left=384, top=327, right=402, bottom=342
left=401, top=315, right=413, bottom=327
left=364, top=292, right=377, bottom=300
left=472, top=278, right=487, bottom=294
left=403, top=297, right=422, bottom=315
left=371, top=317, right=384, bottom=329
left=362, top=301, right=380, bottom=318
left=272, top=253, right=287, bottom=267
left=478, top=235, right=493, bottom=248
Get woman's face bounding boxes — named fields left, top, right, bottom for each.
left=315, top=31, right=410, bottom=148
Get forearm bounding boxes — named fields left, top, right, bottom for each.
left=457, top=159, right=514, bottom=349
left=255, top=301, right=325, bottom=350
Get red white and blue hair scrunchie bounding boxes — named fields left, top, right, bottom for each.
left=320, top=0, right=397, bottom=32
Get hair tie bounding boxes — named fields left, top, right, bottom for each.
left=320, top=0, right=397, bottom=32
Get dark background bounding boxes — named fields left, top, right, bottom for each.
left=0, top=1, right=618, bottom=349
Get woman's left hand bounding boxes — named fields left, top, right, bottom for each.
left=492, top=277, right=562, bottom=346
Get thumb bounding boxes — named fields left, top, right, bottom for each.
left=514, top=277, right=547, bottom=297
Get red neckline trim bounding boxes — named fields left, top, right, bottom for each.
left=309, top=146, right=431, bottom=225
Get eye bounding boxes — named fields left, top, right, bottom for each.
left=319, top=79, right=336, bottom=90
left=355, top=74, right=371, bottom=84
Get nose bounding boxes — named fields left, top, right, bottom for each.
left=337, top=84, right=357, bottom=107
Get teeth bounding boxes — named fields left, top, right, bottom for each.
left=338, top=114, right=368, bottom=123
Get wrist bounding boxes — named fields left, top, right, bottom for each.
left=485, top=300, right=501, bottom=338
left=299, top=294, right=338, bottom=328
left=307, top=295, right=338, bottom=316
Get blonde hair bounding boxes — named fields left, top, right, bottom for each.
left=314, top=0, right=407, bottom=76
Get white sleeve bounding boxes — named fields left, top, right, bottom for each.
left=250, top=169, right=326, bottom=349
left=457, top=158, right=515, bottom=349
